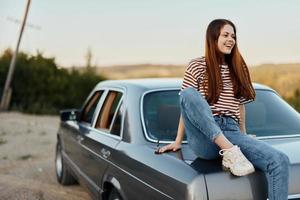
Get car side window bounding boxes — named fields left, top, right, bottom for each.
left=110, top=103, right=123, bottom=136
left=95, top=91, right=123, bottom=136
left=80, top=91, right=103, bottom=124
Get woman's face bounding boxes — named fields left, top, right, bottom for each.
left=217, top=24, right=236, bottom=55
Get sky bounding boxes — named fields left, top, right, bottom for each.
left=1, top=0, right=300, bottom=67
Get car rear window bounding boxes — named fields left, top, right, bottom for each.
left=245, top=90, right=300, bottom=137
left=142, top=90, right=184, bottom=141
left=142, top=89, right=300, bottom=142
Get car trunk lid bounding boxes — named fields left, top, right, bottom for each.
left=181, top=137, right=300, bottom=200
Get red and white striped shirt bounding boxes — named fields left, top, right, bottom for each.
left=181, top=57, right=253, bottom=122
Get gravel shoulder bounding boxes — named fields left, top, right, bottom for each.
left=0, top=112, right=91, bottom=200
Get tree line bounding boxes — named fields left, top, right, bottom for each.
left=0, top=49, right=105, bottom=114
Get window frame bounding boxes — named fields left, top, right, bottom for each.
left=141, top=88, right=300, bottom=144
left=92, top=87, right=125, bottom=139
left=79, top=90, right=105, bottom=126
left=245, top=89, right=300, bottom=139
left=108, top=100, right=123, bottom=135
left=141, top=88, right=187, bottom=144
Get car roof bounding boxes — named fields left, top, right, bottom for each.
left=96, top=78, right=274, bottom=91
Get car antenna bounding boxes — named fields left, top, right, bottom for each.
left=154, top=138, right=161, bottom=154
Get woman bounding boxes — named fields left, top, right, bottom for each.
left=158, top=19, right=290, bottom=200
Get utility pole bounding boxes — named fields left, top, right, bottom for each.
left=0, top=0, right=31, bottom=110
left=85, top=47, right=93, bottom=69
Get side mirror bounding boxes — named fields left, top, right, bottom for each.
left=60, top=109, right=80, bottom=122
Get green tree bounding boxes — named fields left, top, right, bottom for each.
left=0, top=49, right=105, bottom=114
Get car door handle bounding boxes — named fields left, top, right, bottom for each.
left=76, top=135, right=84, bottom=142
left=100, top=148, right=111, bottom=159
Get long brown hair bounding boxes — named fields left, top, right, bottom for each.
left=204, top=19, right=255, bottom=104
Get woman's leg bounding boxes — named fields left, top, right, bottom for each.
left=180, top=108, right=219, bottom=159
left=179, top=87, right=222, bottom=159
left=180, top=87, right=255, bottom=176
left=180, top=88, right=223, bottom=141
left=180, top=87, right=236, bottom=158
left=224, top=129, right=290, bottom=200
left=180, top=88, right=234, bottom=148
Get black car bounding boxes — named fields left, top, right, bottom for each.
left=55, top=78, right=300, bottom=200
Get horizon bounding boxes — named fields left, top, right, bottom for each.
left=1, top=0, right=300, bottom=67
left=1, top=47, right=300, bottom=69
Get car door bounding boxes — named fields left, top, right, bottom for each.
left=61, top=90, right=104, bottom=169
left=79, top=89, right=124, bottom=196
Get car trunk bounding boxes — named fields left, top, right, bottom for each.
left=180, top=137, right=300, bottom=200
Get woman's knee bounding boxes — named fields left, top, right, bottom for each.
left=278, top=152, right=290, bottom=168
left=180, top=87, right=198, bottom=100
left=180, top=87, right=206, bottom=107
left=270, top=150, right=290, bottom=171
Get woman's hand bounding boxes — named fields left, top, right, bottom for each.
left=156, top=115, right=184, bottom=154
left=158, top=142, right=181, bottom=154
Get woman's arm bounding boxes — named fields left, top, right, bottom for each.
left=158, top=115, right=185, bottom=153
left=239, top=104, right=246, bottom=134
left=175, top=115, right=185, bottom=144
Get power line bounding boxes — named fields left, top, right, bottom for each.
left=6, top=16, right=41, bottom=30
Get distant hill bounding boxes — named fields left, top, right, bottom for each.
left=249, top=64, right=300, bottom=98
left=87, top=63, right=300, bottom=98
left=96, top=64, right=185, bottom=79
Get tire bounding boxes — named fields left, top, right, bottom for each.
left=108, top=188, right=122, bottom=200
left=55, top=142, right=77, bottom=185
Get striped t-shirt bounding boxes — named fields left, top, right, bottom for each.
left=181, top=57, right=253, bottom=122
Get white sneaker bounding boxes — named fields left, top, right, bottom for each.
left=219, top=145, right=255, bottom=176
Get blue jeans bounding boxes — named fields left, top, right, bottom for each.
left=180, top=87, right=290, bottom=200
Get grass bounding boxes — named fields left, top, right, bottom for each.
left=0, top=138, right=7, bottom=145
left=39, top=131, right=47, bottom=136
left=0, top=131, right=6, bottom=136
left=18, top=154, right=33, bottom=160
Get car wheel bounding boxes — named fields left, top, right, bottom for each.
left=55, top=142, right=77, bottom=185
left=108, top=188, right=122, bottom=200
